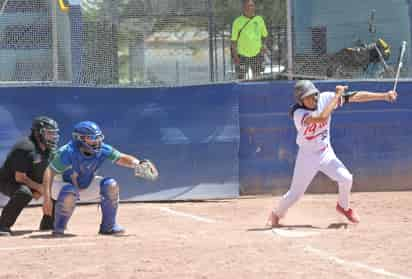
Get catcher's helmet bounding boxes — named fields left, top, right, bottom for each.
left=294, top=80, right=320, bottom=105
left=31, top=116, right=60, bottom=151
left=72, top=121, right=104, bottom=156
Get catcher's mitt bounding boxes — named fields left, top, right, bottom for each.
left=134, top=159, right=159, bottom=181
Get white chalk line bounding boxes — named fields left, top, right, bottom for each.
left=305, top=245, right=412, bottom=279
left=0, top=242, right=96, bottom=252
left=158, top=207, right=217, bottom=223
left=158, top=205, right=409, bottom=279
left=270, top=228, right=321, bottom=238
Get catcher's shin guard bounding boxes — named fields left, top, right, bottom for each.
left=54, top=184, right=78, bottom=234
left=99, top=178, right=123, bottom=234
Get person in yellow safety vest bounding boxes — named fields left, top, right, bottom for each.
left=231, top=0, right=268, bottom=80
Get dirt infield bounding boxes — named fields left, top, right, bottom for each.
left=1, top=192, right=412, bottom=279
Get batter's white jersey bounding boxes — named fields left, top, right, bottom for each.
left=293, top=92, right=336, bottom=152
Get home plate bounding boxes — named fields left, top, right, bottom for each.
left=271, top=228, right=321, bottom=238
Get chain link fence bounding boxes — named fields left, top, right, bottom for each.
left=0, top=0, right=409, bottom=86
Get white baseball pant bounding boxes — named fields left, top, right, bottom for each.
left=274, top=146, right=353, bottom=218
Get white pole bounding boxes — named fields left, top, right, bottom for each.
left=286, top=0, right=293, bottom=80
left=51, top=0, right=59, bottom=81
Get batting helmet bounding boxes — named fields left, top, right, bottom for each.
left=294, top=80, right=320, bottom=105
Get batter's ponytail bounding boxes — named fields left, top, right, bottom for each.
left=289, top=103, right=304, bottom=119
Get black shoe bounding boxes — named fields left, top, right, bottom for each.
left=52, top=231, right=65, bottom=237
left=39, top=215, right=54, bottom=231
left=99, top=224, right=125, bottom=235
left=0, top=225, right=12, bottom=236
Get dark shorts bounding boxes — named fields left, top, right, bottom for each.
left=235, top=54, right=264, bottom=80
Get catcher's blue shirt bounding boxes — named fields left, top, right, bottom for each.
left=50, top=141, right=121, bottom=189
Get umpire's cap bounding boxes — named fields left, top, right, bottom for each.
left=294, top=80, right=320, bottom=105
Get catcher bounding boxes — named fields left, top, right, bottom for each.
left=42, top=121, right=158, bottom=236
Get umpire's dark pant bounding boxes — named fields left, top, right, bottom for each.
left=0, top=182, right=33, bottom=228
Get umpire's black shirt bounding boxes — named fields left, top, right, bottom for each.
left=0, top=136, right=53, bottom=189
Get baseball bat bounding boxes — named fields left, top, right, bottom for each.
left=393, top=41, right=407, bottom=92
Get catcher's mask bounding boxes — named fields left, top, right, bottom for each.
left=294, top=80, right=320, bottom=106
left=72, top=121, right=104, bottom=157
left=31, top=116, right=60, bottom=151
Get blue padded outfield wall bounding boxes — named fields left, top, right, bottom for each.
left=0, top=84, right=240, bottom=205
left=0, top=80, right=412, bottom=205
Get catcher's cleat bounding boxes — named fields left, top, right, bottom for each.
left=52, top=231, right=66, bottom=237
left=99, top=224, right=125, bottom=235
left=336, top=203, right=360, bottom=223
left=266, top=211, right=280, bottom=228
left=0, top=225, right=12, bottom=236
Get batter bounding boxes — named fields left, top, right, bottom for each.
left=267, top=80, right=397, bottom=227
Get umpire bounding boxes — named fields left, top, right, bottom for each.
left=0, top=116, right=59, bottom=236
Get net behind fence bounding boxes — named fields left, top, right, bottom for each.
left=291, top=0, right=410, bottom=81
left=0, top=0, right=409, bottom=86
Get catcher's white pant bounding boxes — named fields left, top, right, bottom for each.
left=274, top=146, right=353, bottom=218
left=51, top=176, right=103, bottom=202
left=1, top=176, right=104, bottom=206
